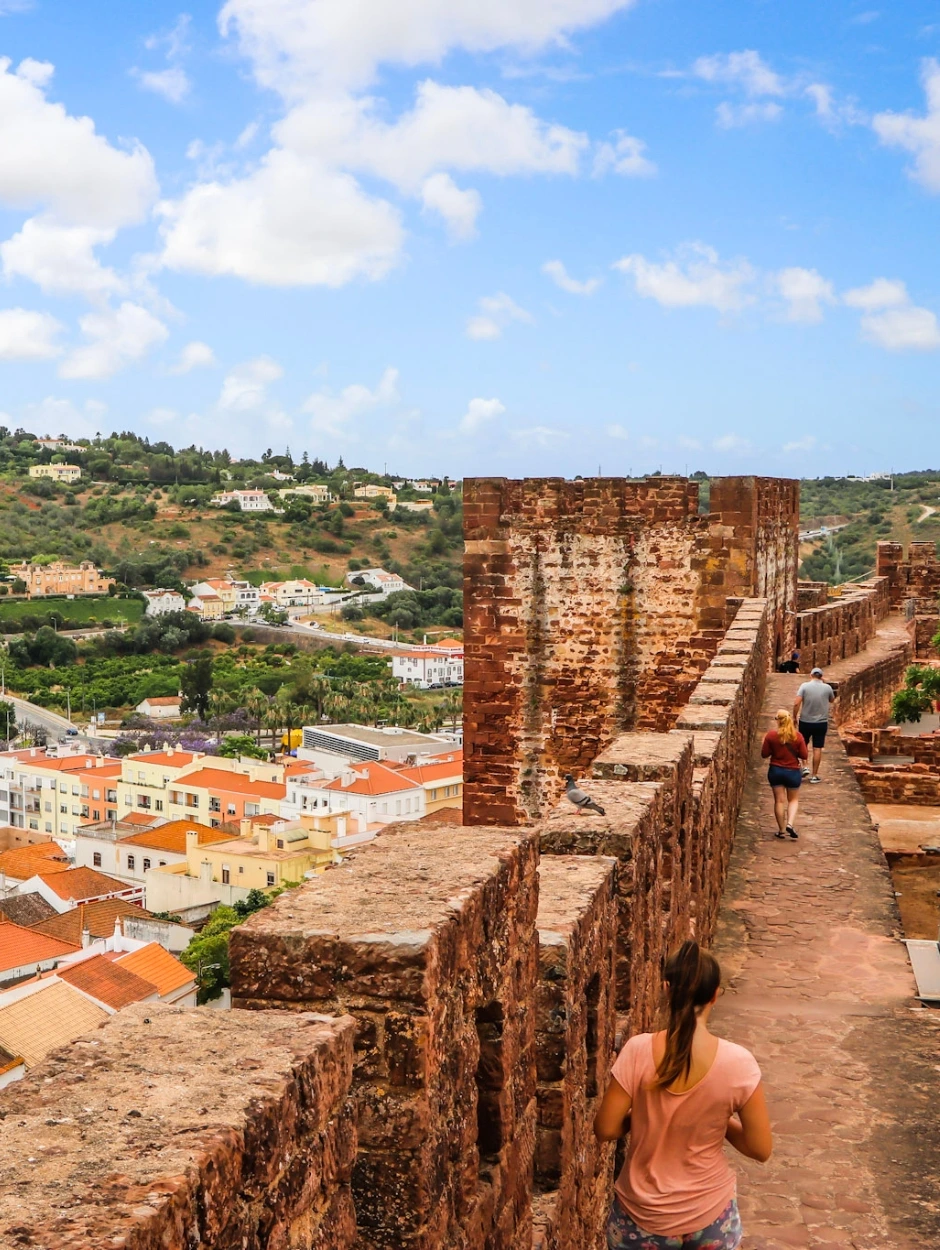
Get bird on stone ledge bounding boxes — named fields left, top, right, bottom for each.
left=563, top=774, right=606, bottom=816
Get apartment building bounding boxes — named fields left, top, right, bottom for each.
left=73, top=817, right=231, bottom=891
left=286, top=761, right=425, bottom=826
left=0, top=750, right=122, bottom=839
left=114, top=749, right=294, bottom=828
left=28, top=464, right=81, bottom=484
left=397, top=752, right=463, bottom=815
left=259, top=579, right=324, bottom=609
left=7, top=560, right=113, bottom=599
left=189, top=578, right=260, bottom=616
left=141, top=589, right=187, bottom=615
left=391, top=644, right=463, bottom=688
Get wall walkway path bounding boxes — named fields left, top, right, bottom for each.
left=713, top=666, right=940, bottom=1249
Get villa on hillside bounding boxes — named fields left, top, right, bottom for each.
left=28, top=464, right=81, bottom=484
left=209, top=489, right=279, bottom=512
left=8, top=559, right=113, bottom=598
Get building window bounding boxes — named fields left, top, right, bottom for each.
left=238, top=866, right=244, bottom=874
left=221, top=867, right=230, bottom=884
left=60, top=804, right=67, bottom=814
left=106, top=809, right=116, bottom=821
left=155, top=800, right=163, bottom=813
left=395, top=800, right=401, bottom=815
left=209, top=798, right=221, bottom=813
left=266, top=872, right=275, bottom=887
left=277, top=839, right=284, bottom=849
left=44, top=822, right=51, bottom=833
left=106, top=790, right=117, bottom=803
left=227, top=804, right=236, bottom=816
left=143, top=858, right=151, bottom=871
left=159, top=860, right=166, bottom=867
left=127, top=855, right=136, bottom=870
left=210, top=819, right=220, bottom=828
left=93, top=810, right=100, bottom=821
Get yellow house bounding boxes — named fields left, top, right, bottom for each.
left=398, top=752, right=463, bottom=815
left=187, top=592, right=224, bottom=620
left=353, top=484, right=397, bottom=506
left=29, top=464, right=81, bottom=484
left=186, top=816, right=340, bottom=889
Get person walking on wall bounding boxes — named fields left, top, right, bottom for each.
left=595, top=941, right=772, bottom=1250
left=793, top=667, right=836, bottom=783
left=777, top=649, right=800, bottom=674
left=761, top=709, right=807, bottom=840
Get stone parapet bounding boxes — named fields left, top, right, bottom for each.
left=534, top=856, right=618, bottom=1250
left=794, top=577, right=890, bottom=672
left=0, top=1003, right=357, bottom=1250
left=230, top=824, right=539, bottom=1250
left=877, top=539, right=940, bottom=607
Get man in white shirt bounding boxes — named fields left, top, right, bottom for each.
left=793, top=667, right=836, bottom=784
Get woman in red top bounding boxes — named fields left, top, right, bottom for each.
left=760, top=709, right=808, bottom=840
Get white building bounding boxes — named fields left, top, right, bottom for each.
left=260, top=579, right=324, bottom=609
left=142, top=589, right=187, bottom=616
left=392, top=645, right=463, bottom=688
left=210, top=489, right=279, bottom=512
left=285, top=761, right=425, bottom=827
left=269, top=469, right=295, bottom=481
left=345, top=567, right=413, bottom=597
left=280, top=483, right=332, bottom=504
left=135, top=696, right=182, bottom=719
left=297, top=723, right=460, bottom=768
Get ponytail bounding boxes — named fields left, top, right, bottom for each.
left=653, top=940, right=721, bottom=1090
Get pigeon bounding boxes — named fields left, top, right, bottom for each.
left=563, top=774, right=606, bottom=816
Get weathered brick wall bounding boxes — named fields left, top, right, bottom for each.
left=911, top=608, right=939, bottom=658
left=533, top=857, right=618, bottom=1250
left=828, top=631, right=914, bottom=731
left=0, top=1003, right=357, bottom=1250
left=877, top=540, right=940, bottom=607
left=794, top=577, right=890, bottom=672
left=464, top=476, right=797, bottom=826
left=231, top=825, right=539, bottom=1250
left=797, top=580, right=830, bottom=610
left=537, top=600, right=771, bottom=1028
left=844, top=726, right=940, bottom=805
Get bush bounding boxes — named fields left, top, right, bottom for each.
left=212, top=622, right=236, bottom=644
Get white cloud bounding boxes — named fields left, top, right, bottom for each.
left=606, top=423, right=629, bottom=439
left=592, top=130, right=656, bottom=177
left=858, top=305, right=940, bottom=351
left=677, top=435, right=702, bottom=451
left=873, top=60, right=940, bottom=191
left=0, top=307, right=63, bottom=359
left=135, top=15, right=192, bottom=103
left=542, top=259, right=602, bottom=295
left=0, top=215, right=122, bottom=299
left=842, top=277, right=940, bottom=350
left=693, top=50, right=785, bottom=98
left=0, top=57, right=156, bottom=228
left=774, top=266, right=836, bottom=323
left=158, top=148, right=403, bottom=286
left=715, top=101, right=782, bottom=128
left=613, top=243, right=756, bottom=312
left=171, top=340, right=216, bottom=373
left=303, top=366, right=400, bottom=437
left=712, top=433, right=751, bottom=453
left=466, top=291, right=534, bottom=340
left=510, top=424, right=569, bottom=449
left=218, top=355, right=283, bottom=411
left=783, top=435, right=817, bottom=452
left=279, top=82, right=587, bottom=189
left=135, top=67, right=191, bottom=104
left=421, top=173, right=481, bottom=240
left=219, top=0, right=636, bottom=94
left=59, top=301, right=168, bottom=379
left=804, top=83, right=865, bottom=130
left=460, top=396, right=505, bottom=434
left=843, top=278, right=909, bottom=310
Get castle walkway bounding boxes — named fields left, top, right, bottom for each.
left=713, top=659, right=940, bottom=1249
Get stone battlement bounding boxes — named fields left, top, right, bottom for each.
left=876, top=539, right=940, bottom=606
left=794, top=576, right=891, bottom=672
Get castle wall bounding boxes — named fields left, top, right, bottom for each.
left=794, top=578, right=890, bottom=672
left=876, top=540, right=940, bottom=607
left=463, top=477, right=797, bottom=827
left=0, top=1003, right=358, bottom=1249
left=230, top=824, right=539, bottom=1250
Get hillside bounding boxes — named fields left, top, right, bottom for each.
left=0, top=429, right=462, bottom=636
left=798, top=471, right=940, bottom=584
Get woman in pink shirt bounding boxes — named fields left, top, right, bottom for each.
left=594, top=941, right=772, bottom=1249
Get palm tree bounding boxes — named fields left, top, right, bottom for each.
left=245, top=688, right=267, bottom=747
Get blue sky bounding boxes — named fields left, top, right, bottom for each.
left=1, top=0, right=940, bottom=477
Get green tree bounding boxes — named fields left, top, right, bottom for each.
left=890, top=664, right=940, bottom=724
left=180, top=656, right=214, bottom=720
left=218, top=732, right=268, bottom=760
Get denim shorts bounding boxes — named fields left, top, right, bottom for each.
left=607, top=1197, right=742, bottom=1249
left=767, top=764, right=802, bottom=790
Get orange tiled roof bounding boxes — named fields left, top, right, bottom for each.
left=0, top=981, right=106, bottom=1067
left=177, top=768, right=286, bottom=800
left=116, top=813, right=162, bottom=827
left=127, top=750, right=197, bottom=767
left=0, top=921, right=80, bottom=975
left=57, top=953, right=158, bottom=1010
left=116, top=943, right=193, bottom=997
left=38, top=866, right=129, bottom=902
left=0, top=841, right=69, bottom=882
left=141, top=696, right=181, bottom=707
left=398, top=756, right=463, bottom=785
left=322, top=761, right=421, bottom=797
left=30, top=900, right=152, bottom=945
left=117, top=820, right=232, bottom=855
